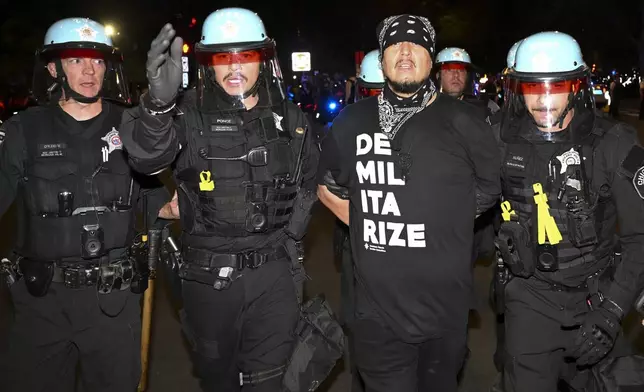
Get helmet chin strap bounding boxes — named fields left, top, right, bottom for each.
left=54, top=60, right=101, bottom=104
left=555, top=91, right=576, bottom=129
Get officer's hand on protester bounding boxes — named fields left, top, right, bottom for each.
left=567, top=300, right=622, bottom=367
left=158, top=190, right=179, bottom=219
left=146, top=24, right=183, bottom=107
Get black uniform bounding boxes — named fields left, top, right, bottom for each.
left=0, top=102, right=169, bottom=392
left=319, top=94, right=501, bottom=392
left=497, top=115, right=644, bottom=392
left=119, top=91, right=319, bottom=391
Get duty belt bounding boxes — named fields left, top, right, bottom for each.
left=539, top=267, right=610, bottom=293
left=183, top=246, right=289, bottom=271
left=51, top=257, right=134, bottom=293
left=181, top=246, right=290, bottom=290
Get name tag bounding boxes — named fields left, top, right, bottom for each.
left=38, top=143, right=67, bottom=157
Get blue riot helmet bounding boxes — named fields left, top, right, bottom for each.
left=501, top=39, right=524, bottom=101
left=500, top=31, right=595, bottom=144
left=505, top=40, right=523, bottom=73
left=33, top=18, right=130, bottom=105
left=356, top=50, right=384, bottom=100
left=435, top=47, right=477, bottom=98
left=195, top=8, right=287, bottom=112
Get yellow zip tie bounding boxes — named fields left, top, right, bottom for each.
left=501, top=201, right=516, bottom=222
left=533, top=183, right=562, bottom=245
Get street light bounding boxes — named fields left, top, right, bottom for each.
left=105, top=24, right=116, bottom=37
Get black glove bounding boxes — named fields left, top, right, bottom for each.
left=145, top=24, right=184, bottom=108
left=323, top=170, right=349, bottom=199
left=568, top=299, right=622, bottom=367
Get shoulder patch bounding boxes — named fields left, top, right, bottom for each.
left=620, top=144, right=644, bottom=199
left=633, top=166, right=644, bottom=199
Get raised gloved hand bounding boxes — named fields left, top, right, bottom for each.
left=145, top=24, right=184, bottom=108
left=568, top=298, right=622, bottom=367
left=323, top=170, right=349, bottom=200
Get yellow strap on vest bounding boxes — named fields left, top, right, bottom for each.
left=501, top=201, right=516, bottom=222
left=199, top=170, right=215, bottom=192
left=533, top=183, right=562, bottom=245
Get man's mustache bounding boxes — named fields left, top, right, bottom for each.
left=396, top=59, right=415, bottom=67
left=224, top=73, right=247, bottom=82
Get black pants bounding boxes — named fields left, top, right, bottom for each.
left=180, top=259, right=299, bottom=392
left=0, top=280, right=141, bottom=392
left=503, top=276, right=627, bottom=392
left=352, top=295, right=467, bottom=392
left=334, top=220, right=365, bottom=392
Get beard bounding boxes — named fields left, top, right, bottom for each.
left=388, top=79, right=425, bottom=95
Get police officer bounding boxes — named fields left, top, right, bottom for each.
left=0, top=18, right=171, bottom=392
left=496, top=31, right=644, bottom=392
left=119, top=8, right=319, bottom=391
left=331, top=48, right=384, bottom=392
left=354, top=50, right=385, bottom=100
left=435, top=47, right=500, bottom=120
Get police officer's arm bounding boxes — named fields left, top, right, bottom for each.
left=131, top=170, right=173, bottom=228
left=0, top=118, right=26, bottom=218
left=316, top=122, right=350, bottom=225
left=119, top=99, right=185, bottom=175
left=454, top=108, right=502, bottom=215
left=606, top=126, right=644, bottom=314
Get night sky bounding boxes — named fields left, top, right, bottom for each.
left=1, top=0, right=642, bottom=85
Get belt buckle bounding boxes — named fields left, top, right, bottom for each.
left=246, top=252, right=266, bottom=269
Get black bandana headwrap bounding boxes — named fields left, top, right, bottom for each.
left=376, top=15, right=437, bottom=181
left=377, top=14, right=436, bottom=60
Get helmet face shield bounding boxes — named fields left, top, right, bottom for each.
left=195, top=42, right=287, bottom=111
left=437, top=62, right=475, bottom=97
left=33, top=44, right=130, bottom=105
left=500, top=73, right=595, bottom=143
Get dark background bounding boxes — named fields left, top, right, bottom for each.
left=1, top=0, right=643, bottom=85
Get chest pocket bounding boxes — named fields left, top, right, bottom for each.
left=195, top=126, right=249, bottom=181
left=95, top=151, right=133, bottom=205
left=265, top=137, right=295, bottom=179
left=24, top=160, right=79, bottom=215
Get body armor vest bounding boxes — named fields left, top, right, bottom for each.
left=175, top=106, right=303, bottom=238
left=500, top=126, right=616, bottom=283
left=17, top=105, right=135, bottom=261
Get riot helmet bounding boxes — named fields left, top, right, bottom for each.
left=500, top=31, right=595, bottom=144
left=194, top=8, right=287, bottom=112
left=435, top=47, right=475, bottom=98
left=33, top=18, right=130, bottom=105
left=356, top=50, right=384, bottom=100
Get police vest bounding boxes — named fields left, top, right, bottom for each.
left=175, top=106, right=304, bottom=237
left=500, top=124, right=615, bottom=280
left=17, top=105, right=135, bottom=261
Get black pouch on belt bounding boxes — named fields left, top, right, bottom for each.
left=496, top=221, right=535, bottom=278
left=285, top=189, right=318, bottom=240
left=19, top=258, right=54, bottom=297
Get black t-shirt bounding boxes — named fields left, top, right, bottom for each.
left=318, top=94, right=501, bottom=342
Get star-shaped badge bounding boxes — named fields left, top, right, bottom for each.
left=101, top=127, right=123, bottom=155
left=556, top=147, right=580, bottom=174
left=76, top=24, right=97, bottom=40
left=220, top=21, right=239, bottom=40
